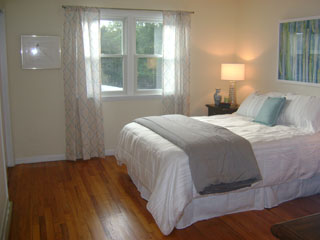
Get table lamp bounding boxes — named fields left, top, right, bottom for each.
left=221, top=63, right=245, bottom=107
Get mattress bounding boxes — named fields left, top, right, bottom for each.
left=115, top=113, right=320, bottom=235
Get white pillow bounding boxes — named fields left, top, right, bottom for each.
left=237, top=92, right=268, bottom=118
left=277, top=93, right=320, bottom=132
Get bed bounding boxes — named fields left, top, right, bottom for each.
left=115, top=92, right=320, bottom=235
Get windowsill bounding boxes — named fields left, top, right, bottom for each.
left=102, top=94, right=162, bottom=102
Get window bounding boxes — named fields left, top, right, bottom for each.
left=136, top=21, right=163, bottom=92
left=100, top=10, right=163, bottom=98
left=101, top=20, right=125, bottom=93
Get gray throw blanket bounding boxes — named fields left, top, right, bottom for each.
left=135, top=115, right=262, bottom=195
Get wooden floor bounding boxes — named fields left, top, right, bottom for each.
left=7, top=157, right=320, bottom=240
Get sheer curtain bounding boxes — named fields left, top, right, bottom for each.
left=63, top=7, right=105, bottom=160
left=162, top=11, right=191, bottom=116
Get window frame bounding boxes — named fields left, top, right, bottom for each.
left=100, top=9, right=163, bottom=100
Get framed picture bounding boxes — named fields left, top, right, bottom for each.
left=21, top=35, right=61, bottom=69
left=278, top=16, right=320, bottom=86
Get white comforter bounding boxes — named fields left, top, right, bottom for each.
left=115, top=114, right=320, bottom=235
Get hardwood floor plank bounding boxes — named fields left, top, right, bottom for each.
left=44, top=208, right=56, bottom=240
left=32, top=223, right=40, bottom=240
left=8, top=157, right=320, bottom=240
left=220, top=213, right=268, bottom=240
left=53, top=223, right=63, bottom=240
left=226, top=211, right=277, bottom=239
left=194, top=218, right=245, bottom=240
left=39, top=216, right=47, bottom=240
left=60, top=223, right=70, bottom=240
left=268, top=201, right=312, bottom=221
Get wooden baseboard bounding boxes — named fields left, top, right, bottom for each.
left=15, top=149, right=115, bottom=165
left=1, top=200, right=12, bottom=240
left=15, top=154, right=66, bottom=164
left=105, top=149, right=115, bottom=156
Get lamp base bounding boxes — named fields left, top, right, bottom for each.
left=228, top=81, right=237, bottom=107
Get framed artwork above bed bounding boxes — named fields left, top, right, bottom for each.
left=278, top=16, right=320, bottom=87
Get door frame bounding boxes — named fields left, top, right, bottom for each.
left=0, top=10, right=15, bottom=167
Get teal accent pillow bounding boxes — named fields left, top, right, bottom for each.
left=253, top=97, right=286, bottom=126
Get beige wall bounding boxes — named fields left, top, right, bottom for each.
left=5, top=0, right=320, bottom=160
left=235, top=0, right=320, bottom=102
left=5, top=0, right=237, bottom=159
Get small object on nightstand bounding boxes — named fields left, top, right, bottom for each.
left=205, top=104, right=238, bottom=116
left=214, top=89, right=222, bottom=106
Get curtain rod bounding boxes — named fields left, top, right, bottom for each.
left=62, top=5, right=195, bottom=14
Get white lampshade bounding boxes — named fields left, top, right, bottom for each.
left=221, top=64, right=245, bottom=81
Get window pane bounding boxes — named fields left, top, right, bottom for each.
left=136, top=21, right=163, bottom=55
left=137, top=57, right=162, bottom=90
left=101, top=57, right=123, bottom=91
left=101, top=20, right=123, bottom=54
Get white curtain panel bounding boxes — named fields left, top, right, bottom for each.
left=63, top=7, right=105, bottom=160
left=162, top=11, right=191, bottom=116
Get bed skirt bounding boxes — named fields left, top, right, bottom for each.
left=126, top=165, right=320, bottom=230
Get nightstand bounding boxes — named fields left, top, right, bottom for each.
left=205, top=104, right=238, bottom=116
